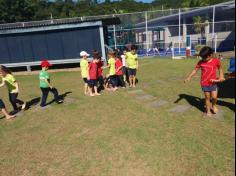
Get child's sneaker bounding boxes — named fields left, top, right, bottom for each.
left=21, top=103, right=27, bottom=110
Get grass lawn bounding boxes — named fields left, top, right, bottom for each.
left=0, top=58, right=235, bottom=176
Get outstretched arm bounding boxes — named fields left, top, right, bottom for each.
left=184, top=68, right=199, bottom=83
left=0, top=79, right=5, bottom=87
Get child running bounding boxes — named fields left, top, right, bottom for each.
left=184, top=46, right=225, bottom=117
left=80, top=51, right=90, bottom=95
left=0, top=66, right=26, bottom=112
left=0, top=98, right=15, bottom=120
left=126, top=45, right=139, bottom=88
left=39, top=60, right=63, bottom=107
left=88, top=57, right=101, bottom=96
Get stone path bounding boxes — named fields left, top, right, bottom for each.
left=64, top=97, right=78, bottom=105
left=169, top=105, right=192, bottom=113
left=147, top=100, right=168, bottom=109
left=135, top=94, right=156, bottom=102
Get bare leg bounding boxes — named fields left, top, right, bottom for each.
left=132, top=76, right=136, bottom=87
left=1, top=108, right=15, bottom=120
left=88, top=87, right=94, bottom=97
left=204, top=92, right=212, bottom=117
left=129, top=76, right=133, bottom=88
left=84, top=83, right=88, bottom=95
left=94, top=86, right=101, bottom=96
left=211, top=90, right=218, bottom=114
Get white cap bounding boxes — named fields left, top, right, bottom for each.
left=80, top=51, right=90, bottom=57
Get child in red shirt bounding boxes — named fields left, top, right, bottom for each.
left=185, top=46, right=225, bottom=117
left=95, top=51, right=105, bottom=92
left=88, top=57, right=100, bottom=96
left=116, top=57, right=126, bottom=88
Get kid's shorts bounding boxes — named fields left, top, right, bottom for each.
left=0, top=99, right=6, bottom=109
left=128, top=68, right=137, bottom=77
left=88, top=79, right=98, bottom=87
left=202, top=85, right=218, bottom=92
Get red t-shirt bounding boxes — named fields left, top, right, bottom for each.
left=89, top=62, right=98, bottom=80
left=196, top=58, right=221, bottom=87
left=116, top=59, right=123, bottom=76
left=97, top=60, right=104, bottom=77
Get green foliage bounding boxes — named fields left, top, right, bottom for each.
left=0, top=0, right=232, bottom=23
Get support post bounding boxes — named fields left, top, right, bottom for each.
left=145, top=11, right=148, bottom=56
left=178, top=8, right=181, bottom=56
left=113, top=25, right=117, bottom=49
left=26, top=65, right=31, bottom=72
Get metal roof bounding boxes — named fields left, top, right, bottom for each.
left=0, top=17, right=121, bottom=31
left=136, top=1, right=235, bottom=27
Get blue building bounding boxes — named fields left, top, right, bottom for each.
left=0, top=17, right=120, bottom=70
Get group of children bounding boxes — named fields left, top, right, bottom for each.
left=0, top=45, right=229, bottom=120
left=80, top=45, right=139, bottom=96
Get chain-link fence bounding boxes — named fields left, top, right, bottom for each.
left=106, top=1, right=235, bottom=58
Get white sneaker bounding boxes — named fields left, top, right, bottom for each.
left=21, top=103, right=27, bottom=110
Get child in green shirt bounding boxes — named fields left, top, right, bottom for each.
left=80, top=51, right=90, bottom=95
left=39, top=60, right=63, bottom=107
left=0, top=65, right=26, bottom=111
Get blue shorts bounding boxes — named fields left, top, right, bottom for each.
left=0, top=99, right=5, bottom=109
left=202, top=85, right=218, bottom=92
left=128, top=68, right=137, bottom=77
left=88, top=79, right=98, bottom=88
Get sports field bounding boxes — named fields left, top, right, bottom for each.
left=0, top=58, right=235, bottom=176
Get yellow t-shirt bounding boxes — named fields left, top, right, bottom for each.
left=126, top=52, right=138, bottom=69
left=2, top=74, right=17, bottom=93
left=108, top=58, right=116, bottom=76
left=80, top=59, right=89, bottom=78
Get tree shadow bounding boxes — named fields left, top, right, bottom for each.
left=175, top=94, right=235, bottom=113
left=46, top=91, right=72, bottom=106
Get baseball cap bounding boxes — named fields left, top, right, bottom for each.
left=41, top=60, right=52, bottom=67
left=80, top=51, right=90, bottom=57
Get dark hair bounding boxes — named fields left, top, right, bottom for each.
left=199, top=46, right=213, bottom=60
left=93, top=50, right=101, bottom=60
left=0, top=65, right=12, bottom=74
left=131, top=45, right=137, bottom=51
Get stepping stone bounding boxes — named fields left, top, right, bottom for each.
left=148, top=100, right=168, bottom=108
left=128, top=89, right=145, bottom=94
left=64, top=98, right=77, bottom=105
left=214, top=110, right=225, bottom=120
left=156, top=80, right=166, bottom=84
left=140, top=83, right=150, bottom=88
left=169, top=105, right=192, bottom=113
left=32, top=105, right=52, bottom=112
left=136, top=94, right=156, bottom=102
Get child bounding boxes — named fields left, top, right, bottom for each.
left=185, top=46, right=225, bottom=117
left=121, top=48, right=128, bottom=83
left=80, top=51, right=90, bottom=95
left=126, top=45, right=139, bottom=88
left=88, top=57, right=100, bottom=96
left=0, top=65, right=26, bottom=111
left=94, top=51, right=105, bottom=92
left=39, top=60, right=63, bottom=107
left=0, top=99, right=15, bottom=120
left=116, top=55, right=126, bottom=88
left=107, top=51, right=118, bottom=91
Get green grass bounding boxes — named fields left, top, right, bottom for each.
left=0, top=58, right=235, bottom=176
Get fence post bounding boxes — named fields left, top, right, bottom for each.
left=113, top=25, right=117, bottom=49
left=145, top=11, right=148, bottom=56
left=212, top=5, right=216, bottom=37
left=178, top=8, right=181, bottom=56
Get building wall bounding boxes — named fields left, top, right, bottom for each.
left=0, top=27, right=102, bottom=64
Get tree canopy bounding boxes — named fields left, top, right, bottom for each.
left=0, top=0, right=231, bottom=23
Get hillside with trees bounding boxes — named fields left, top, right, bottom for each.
left=0, top=0, right=231, bottom=23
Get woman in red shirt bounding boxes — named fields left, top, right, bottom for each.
left=185, top=46, right=225, bottom=117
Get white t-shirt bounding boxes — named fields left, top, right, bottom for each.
left=121, top=55, right=126, bottom=67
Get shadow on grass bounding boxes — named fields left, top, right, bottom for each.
left=46, top=91, right=72, bottom=106
left=175, top=94, right=235, bottom=113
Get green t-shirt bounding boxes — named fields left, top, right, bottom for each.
left=126, top=52, right=138, bottom=69
left=39, top=70, right=50, bottom=88
left=108, top=58, right=116, bottom=76
left=80, top=59, right=89, bottom=78
left=2, top=74, right=17, bottom=93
